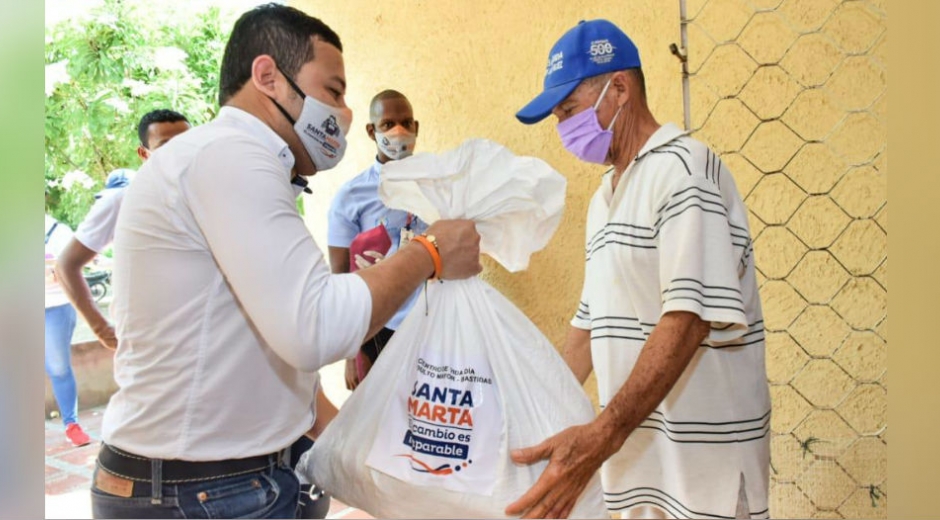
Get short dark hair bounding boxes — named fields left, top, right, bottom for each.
left=370, top=89, right=407, bottom=108
left=218, top=3, right=343, bottom=106
left=137, top=109, right=189, bottom=148
left=369, top=89, right=409, bottom=118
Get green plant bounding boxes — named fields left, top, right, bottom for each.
left=45, top=0, right=233, bottom=228
left=799, top=436, right=825, bottom=459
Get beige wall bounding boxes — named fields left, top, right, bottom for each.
left=290, top=1, right=886, bottom=519
left=292, top=0, right=682, bottom=349
left=685, top=0, right=887, bottom=518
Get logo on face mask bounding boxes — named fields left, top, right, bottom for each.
left=303, top=122, right=341, bottom=158
left=322, top=115, right=340, bottom=137
left=375, top=128, right=417, bottom=161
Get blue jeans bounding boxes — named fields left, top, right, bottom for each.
left=44, top=304, right=78, bottom=425
left=90, top=459, right=300, bottom=519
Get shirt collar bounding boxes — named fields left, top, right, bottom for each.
left=366, top=157, right=386, bottom=179
left=217, top=106, right=295, bottom=171
left=635, top=122, right=688, bottom=161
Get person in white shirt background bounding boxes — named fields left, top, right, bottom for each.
left=55, top=109, right=191, bottom=350
left=507, top=19, right=770, bottom=520
left=44, top=214, right=90, bottom=447
left=327, top=89, right=428, bottom=391
left=89, top=5, right=481, bottom=518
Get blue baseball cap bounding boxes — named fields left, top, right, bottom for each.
left=96, top=168, right=135, bottom=199
left=516, top=19, right=642, bottom=125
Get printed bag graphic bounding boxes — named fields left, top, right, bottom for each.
left=365, top=349, right=502, bottom=495
left=301, top=139, right=608, bottom=518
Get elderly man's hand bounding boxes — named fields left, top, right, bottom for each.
left=505, top=421, right=617, bottom=519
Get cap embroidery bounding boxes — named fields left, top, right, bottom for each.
left=589, top=39, right=616, bottom=65
left=547, top=51, right=564, bottom=75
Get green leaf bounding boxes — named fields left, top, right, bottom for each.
left=46, top=0, right=235, bottom=224
left=798, top=436, right=825, bottom=459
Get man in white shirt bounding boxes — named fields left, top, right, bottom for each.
left=507, top=20, right=770, bottom=519
left=55, top=109, right=190, bottom=350
left=89, top=5, right=480, bottom=519
left=328, top=89, right=428, bottom=390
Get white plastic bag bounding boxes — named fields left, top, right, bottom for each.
left=301, top=139, right=607, bottom=519
left=377, top=137, right=567, bottom=272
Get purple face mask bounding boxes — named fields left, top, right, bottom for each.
left=557, top=78, right=623, bottom=164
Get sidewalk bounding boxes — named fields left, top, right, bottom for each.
left=44, top=406, right=372, bottom=519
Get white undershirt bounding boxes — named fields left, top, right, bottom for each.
left=102, top=106, right=372, bottom=461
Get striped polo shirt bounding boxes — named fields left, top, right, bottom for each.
left=573, top=123, right=771, bottom=519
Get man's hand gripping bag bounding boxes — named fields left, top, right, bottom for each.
left=300, top=139, right=608, bottom=519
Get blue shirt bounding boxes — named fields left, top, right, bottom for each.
left=328, top=160, right=429, bottom=330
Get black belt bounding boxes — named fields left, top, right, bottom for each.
left=97, top=443, right=287, bottom=484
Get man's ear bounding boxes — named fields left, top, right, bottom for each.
left=413, top=120, right=420, bottom=137
left=251, top=54, right=280, bottom=98
left=612, top=71, right=632, bottom=107
left=366, top=122, right=376, bottom=142
left=137, top=145, right=150, bottom=162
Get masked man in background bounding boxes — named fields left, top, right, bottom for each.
left=328, top=89, right=428, bottom=390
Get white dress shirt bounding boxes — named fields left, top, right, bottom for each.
left=102, top=106, right=372, bottom=461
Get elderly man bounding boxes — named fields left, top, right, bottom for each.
left=508, top=19, right=770, bottom=520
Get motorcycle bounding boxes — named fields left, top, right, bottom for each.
left=83, top=269, right=111, bottom=303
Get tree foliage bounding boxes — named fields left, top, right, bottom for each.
left=45, top=0, right=233, bottom=228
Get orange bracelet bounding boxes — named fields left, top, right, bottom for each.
left=412, top=234, right=442, bottom=280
